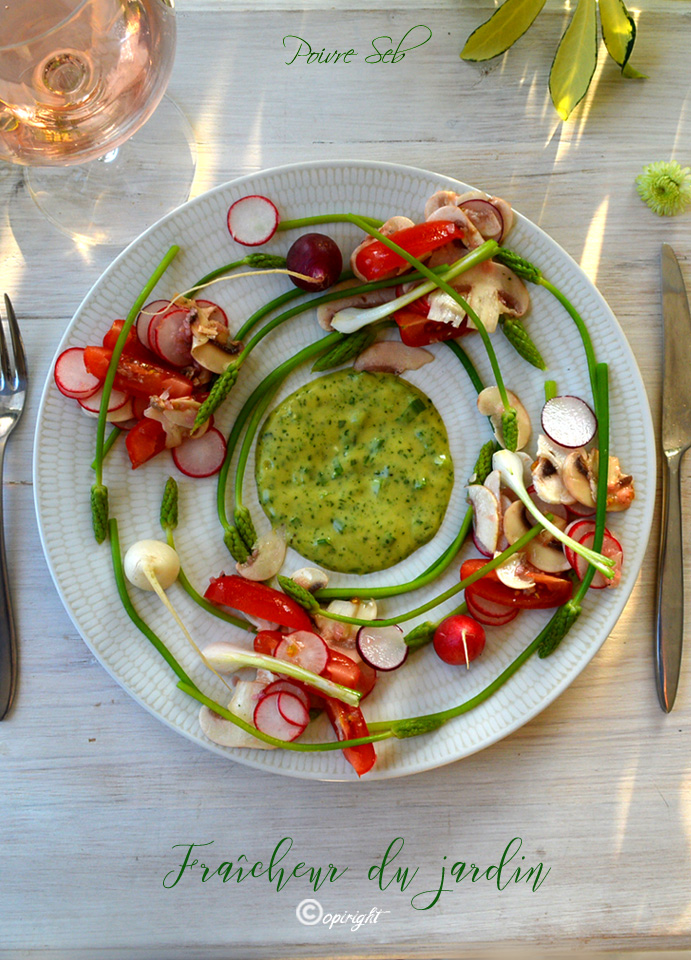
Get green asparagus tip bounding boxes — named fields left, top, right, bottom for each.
left=91, top=483, right=109, bottom=544
left=404, top=621, right=437, bottom=651
left=389, top=715, right=446, bottom=738
left=160, top=477, right=179, bottom=531
left=277, top=575, right=319, bottom=612
left=224, top=527, right=250, bottom=563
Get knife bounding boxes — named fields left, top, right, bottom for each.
left=656, top=243, right=691, bottom=712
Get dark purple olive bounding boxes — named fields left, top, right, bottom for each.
left=286, top=233, right=342, bottom=292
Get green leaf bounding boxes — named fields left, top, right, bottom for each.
left=549, top=0, right=598, bottom=120
left=599, top=0, right=636, bottom=71
left=622, top=60, right=647, bottom=79
left=461, top=0, right=546, bottom=62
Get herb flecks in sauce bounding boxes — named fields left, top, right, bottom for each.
left=255, top=371, right=454, bottom=574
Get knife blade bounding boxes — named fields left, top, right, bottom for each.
left=656, top=243, right=691, bottom=711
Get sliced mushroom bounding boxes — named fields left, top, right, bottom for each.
left=353, top=341, right=433, bottom=374
left=350, top=216, right=415, bottom=281
left=199, top=680, right=275, bottom=750
left=562, top=449, right=597, bottom=508
left=291, top=567, right=329, bottom=593
left=531, top=435, right=577, bottom=505
left=430, top=261, right=529, bottom=335
left=467, top=484, right=501, bottom=555
left=526, top=540, right=570, bottom=574
left=190, top=305, right=243, bottom=374
left=503, top=499, right=531, bottom=545
left=316, top=279, right=399, bottom=331
left=588, top=450, right=635, bottom=512
left=314, top=598, right=377, bottom=647
left=477, top=386, right=532, bottom=451
left=424, top=190, right=460, bottom=219
left=494, top=551, right=535, bottom=590
left=144, top=396, right=209, bottom=448
left=236, top=527, right=287, bottom=581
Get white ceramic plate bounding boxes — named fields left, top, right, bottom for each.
left=34, top=161, right=655, bottom=780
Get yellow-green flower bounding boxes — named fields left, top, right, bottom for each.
left=636, top=160, right=691, bottom=217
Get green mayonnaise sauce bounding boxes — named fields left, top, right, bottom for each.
left=255, top=370, right=454, bottom=574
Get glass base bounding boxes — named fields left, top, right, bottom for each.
left=25, top=97, right=197, bottom=247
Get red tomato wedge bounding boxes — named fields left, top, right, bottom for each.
left=461, top=558, right=573, bottom=609
left=83, top=346, right=194, bottom=400
left=205, top=576, right=313, bottom=632
left=354, top=221, right=464, bottom=281
left=125, top=417, right=166, bottom=469
left=253, top=629, right=284, bottom=656
left=102, top=319, right=161, bottom=363
left=393, top=308, right=468, bottom=348
left=324, top=698, right=376, bottom=777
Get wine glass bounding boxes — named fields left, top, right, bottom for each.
left=0, top=0, right=196, bottom=245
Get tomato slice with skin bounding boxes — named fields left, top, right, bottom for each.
left=103, top=319, right=161, bottom=364
left=205, top=576, right=313, bottom=632
left=393, top=308, right=468, bottom=348
left=253, top=629, right=284, bottom=656
left=83, top=345, right=193, bottom=400
left=354, top=221, right=465, bottom=281
left=125, top=417, right=167, bottom=469
left=461, top=558, right=573, bottom=609
left=324, top=698, right=376, bottom=777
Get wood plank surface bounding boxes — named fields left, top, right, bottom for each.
left=1, top=1, right=691, bottom=956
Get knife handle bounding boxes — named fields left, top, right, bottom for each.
left=656, top=449, right=686, bottom=712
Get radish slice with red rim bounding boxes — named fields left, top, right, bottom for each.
left=194, top=299, right=228, bottom=328
left=464, top=588, right=516, bottom=618
left=541, top=396, right=597, bottom=448
left=276, top=692, right=310, bottom=728
left=137, top=300, right=173, bottom=350
left=78, top=385, right=129, bottom=414
left=172, top=427, right=227, bottom=478
left=274, top=631, right=329, bottom=676
left=356, top=624, right=408, bottom=672
left=567, top=526, right=623, bottom=588
left=151, top=307, right=193, bottom=367
left=465, top=593, right=519, bottom=626
left=227, top=195, right=279, bottom=246
left=54, top=348, right=102, bottom=400
left=262, top=679, right=310, bottom=711
left=458, top=199, right=504, bottom=242
left=567, top=500, right=596, bottom=518
left=253, top=693, right=306, bottom=741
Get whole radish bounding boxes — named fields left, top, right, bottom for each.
left=433, top=615, right=486, bottom=667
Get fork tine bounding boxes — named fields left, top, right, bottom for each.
left=3, top=296, right=26, bottom=384
left=0, top=308, right=10, bottom=390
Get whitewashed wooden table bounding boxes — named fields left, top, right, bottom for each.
left=2, top=1, right=691, bottom=956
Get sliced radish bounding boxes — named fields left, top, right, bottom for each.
left=541, top=396, right=597, bottom=449
left=527, top=485, right=569, bottom=522
left=78, top=385, right=129, bottom=414
left=459, top=199, right=504, bottom=241
left=567, top=500, right=597, bottom=518
left=54, top=348, right=102, bottom=400
left=137, top=300, right=173, bottom=350
left=152, top=307, right=193, bottom=367
left=275, top=631, right=329, bottom=676
left=227, top=195, right=279, bottom=247
left=465, top=588, right=516, bottom=619
left=172, top=427, right=227, bottom=478
left=276, top=691, right=310, bottom=727
left=356, top=624, right=408, bottom=672
left=253, top=692, right=306, bottom=741
left=194, top=299, right=229, bottom=328
left=465, top=592, right=519, bottom=626
left=261, top=679, right=310, bottom=711
left=568, top=526, right=623, bottom=588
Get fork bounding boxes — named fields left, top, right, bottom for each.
left=0, top=295, right=26, bottom=721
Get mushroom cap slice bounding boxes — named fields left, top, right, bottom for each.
left=526, top=540, right=571, bottom=573
left=353, top=341, right=433, bottom=374
left=467, top=484, right=501, bottom=555
left=494, top=551, right=535, bottom=589
left=477, top=386, right=532, bottom=451
left=236, top=527, right=287, bottom=582
left=503, top=499, right=531, bottom=545
left=562, top=449, right=597, bottom=508
left=199, top=681, right=276, bottom=750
